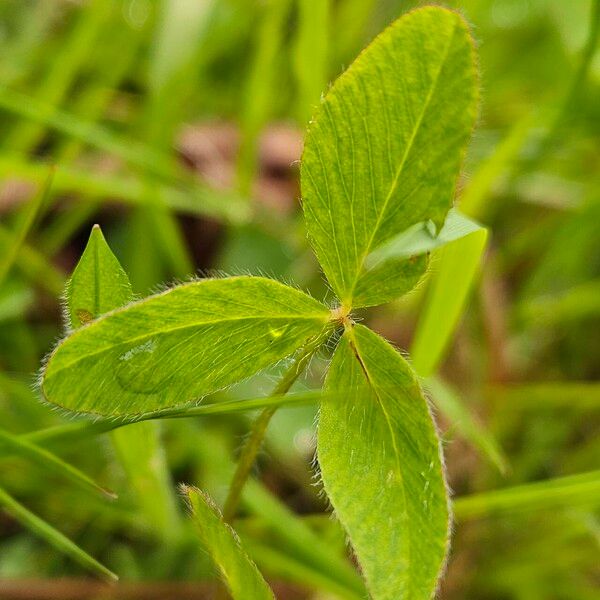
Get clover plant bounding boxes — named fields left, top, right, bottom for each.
left=40, top=7, right=479, bottom=598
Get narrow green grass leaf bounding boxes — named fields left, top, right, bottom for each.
left=0, top=169, right=54, bottom=288
left=454, top=470, right=600, bottom=520
left=425, top=376, right=508, bottom=474
left=3, top=0, right=114, bottom=154
left=243, top=481, right=365, bottom=596
left=42, top=276, right=330, bottom=416
left=293, top=0, right=330, bottom=123
left=237, top=0, right=292, bottom=194
left=318, top=324, right=449, bottom=599
left=0, top=427, right=115, bottom=500
left=301, top=7, right=478, bottom=308
left=411, top=226, right=488, bottom=377
left=0, top=484, right=117, bottom=581
left=0, top=154, right=249, bottom=223
left=25, top=390, right=329, bottom=447
left=409, top=115, right=530, bottom=378
left=0, top=84, right=171, bottom=181
left=519, top=279, right=600, bottom=325
left=245, top=541, right=363, bottom=600
left=183, top=485, right=274, bottom=600
left=66, top=225, right=133, bottom=328
left=0, top=221, right=65, bottom=297
left=485, top=382, right=600, bottom=411
left=365, top=208, right=485, bottom=268
left=112, top=420, right=182, bottom=540
left=0, top=280, right=34, bottom=322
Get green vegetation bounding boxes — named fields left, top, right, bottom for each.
left=0, top=1, right=598, bottom=599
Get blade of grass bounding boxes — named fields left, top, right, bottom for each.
left=3, top=0, right=114, bottom=153
left=0, top=1, right=56, bottom=86
left=409, top=110, right=534, bottom=377
left=0, top=154, right=249, bottom=223
left=454, top=471, right=600, bottom=520
left=425, top=376, right=508, bottom=474
left=0, top=484, right=118, bottom=581
left=0, top=428, right=115, bottom=500
left=243, top=480, right=365, bottom=596
left=0, top=169, right=54, bottom=288
left=236, top=0, right=292, bottom=195
left=41, top=6, right=149, bottom=255
left=411, top=226, right=488, bottom=377
left=486, top=382, right=600, bottom=411
left=24, top=390, right=328, bottom=447
left=0, top=223, right=65, bottom=297
left=293, top=0, right=330, bottom=123
left=460, top=114, right=534, bottom=221
left=0, top=84, right=194, bottom=187
left=183, top=486, right=274, bottom=599
left=245, top=540, right=363, bottom=600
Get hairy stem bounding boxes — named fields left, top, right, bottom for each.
left=221, top=325, right=334, bottom=522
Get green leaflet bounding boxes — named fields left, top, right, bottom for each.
left=66, top=224, right=134, bottom=327
left=318, top=324, right=448, bottom=600
left=183, top=486, right=274, bottom=600
left=301, top=7, right=478, bottom=308
left=65, top=225, right=181, bottom=537
left=43, top=276, right=330, bottom=416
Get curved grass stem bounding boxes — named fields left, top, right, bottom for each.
left=221, top=325, right=334, bottom=523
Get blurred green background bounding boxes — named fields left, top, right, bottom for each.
left=0, top=1, right=598, bottom=598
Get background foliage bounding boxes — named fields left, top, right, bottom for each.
left=0, top=1, right=598, bottom=598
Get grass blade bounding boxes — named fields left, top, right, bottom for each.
left=0, top=428, right=115, bottom=500
left=293, top=0, right=330, bottom=123
left=0, top=484, right=118, bottom=581
left=243, top=481, right=365, bottom=596
left=0, top=154, right=249, bottom=224
left=0, top=169, right=54, bottom=288
left=411, top=226, right=488, bottom=377
left=245, top=541, right=363, bottom=600
left=237, top=0, right=292, bottom=194
left=183, top=485, right=274, bottom=599
left=425, top=376, right=508, bottom=474
left=24, top=390, right=328, bottom=448
left=454, top=471, right=600, bottom=520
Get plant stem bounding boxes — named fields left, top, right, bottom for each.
left=221, top=325, right=333, bottom=522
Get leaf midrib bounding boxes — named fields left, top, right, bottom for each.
left=92, top=231, right=101, bottom=317
left=347, top=18, right=459, bottom=306
left=46, top=314, right=328, bottom=379
left=345, top=327, right=412, bottom=594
